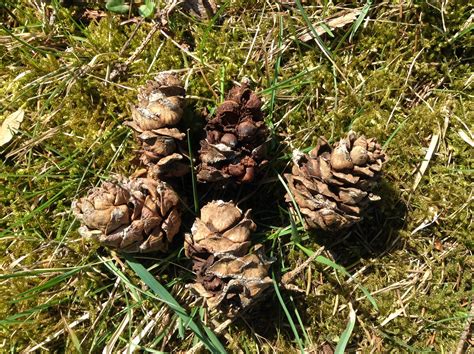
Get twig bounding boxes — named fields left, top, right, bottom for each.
left=108, top=1, right=183, bottom=81
left=281, top=246, right=325, bottom=286
left=118, top=18, right=144, bottom=56
left=455, top=299, right=474, bottom=354
left=109, top=22, right=161, bottom=81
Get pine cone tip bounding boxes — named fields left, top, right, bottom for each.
left=129, top=73, right=185, bottom=132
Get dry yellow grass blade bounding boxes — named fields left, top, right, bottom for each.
left=412, top=133, right=440, bottom=191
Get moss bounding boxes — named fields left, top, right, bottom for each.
left=1, top=1, right=472, bottom=351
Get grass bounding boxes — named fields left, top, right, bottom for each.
left=1, top=0, right=473, bottom=352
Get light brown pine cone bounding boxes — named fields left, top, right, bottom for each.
left=73, top=177, right=181, bottom=253
left=125, top=73, right=189, bottom=179
left=185, top=201, right=272, bottom=317
left=285, top=131, right=386, bottom=231
left=129, top=73, right=185, bottom=131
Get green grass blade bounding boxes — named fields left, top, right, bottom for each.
left=290, top=296, right=311, bottom=345
left=349, top=1, right=372, bottom=42
left=277, top=173, right=305, bottom=227
left=272, top=277, right=305, bottom=353
left=125, top=256, right=227, bottom=353
left=383, top=118, right=408, bottom=149
left=377, top=330, right=423, bottom=352
left=0, top=264, right=101, bottom=280
left=0, top=300, right=64, bottom=325
left=187, top=129, right=199, bottom=215
left=294, top=0, right=334, bottom=61
left=296, top=243, right=379, bottom=311
left=12, top=267, right=83, bottom=303
left=258, top=66, right=319, bottom=95
left=334, top=303, right=356, bottom=354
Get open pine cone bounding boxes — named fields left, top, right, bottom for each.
left=125, top=73, right=189, bottom=179
left=285, top=131, right=386, bottom=231
left=73, top=177, right=181, bottom=253
left=185, top=201, right=272, bottom=317
left=196, top=83, right=269, bottom=184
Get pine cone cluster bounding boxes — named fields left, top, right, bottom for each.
left=125, top=73, right=189, bottom=179
left=72, top=72, right=391, bottom=326
left=73, top=177, right=181, bottom=253
left=197, top=83, right=269, bottom=185
left=185, top=201, right=272, bottom=316
left=285, top=132, right=386, bottom=231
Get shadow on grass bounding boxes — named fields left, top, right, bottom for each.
left=307, top=179, right=407, bottom=266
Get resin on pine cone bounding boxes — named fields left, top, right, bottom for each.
left=185, top=201, right=272, bottom=317
left=196, top=83, right=269, bottom=184
left=125, top=73, right=189, bottom=178
left=73, top=177, right=181, bottom=253
left=285, top=131, right=386, bottom=231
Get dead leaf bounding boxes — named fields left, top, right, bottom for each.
left=0, top=108, right=25, bottom=147
left=298, top=9, right=362, bottom=42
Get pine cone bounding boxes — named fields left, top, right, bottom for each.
left=125, top=73, right=189, bottom=178
left=73, top=177, right=181, bottom=253
left=185, top=201, right=272, bottom=317
left=196, top=83, right=269, bottom=184
left=285, top=131, right=386, bottom=231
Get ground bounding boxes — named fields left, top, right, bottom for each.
left=0, top=0, right=473, bottom=352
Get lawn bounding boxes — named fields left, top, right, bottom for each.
left=1, top=0, right=472, bottom=352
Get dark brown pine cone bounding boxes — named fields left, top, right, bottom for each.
left=185, top=201, right=272, bottom=317
left=196, top=83, right=269, bottom=185
left=125, top=73, right=189, bottom=179
left=285, top=131, right=387, bottom=231
left=73, top=176, right=181, bottom=253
